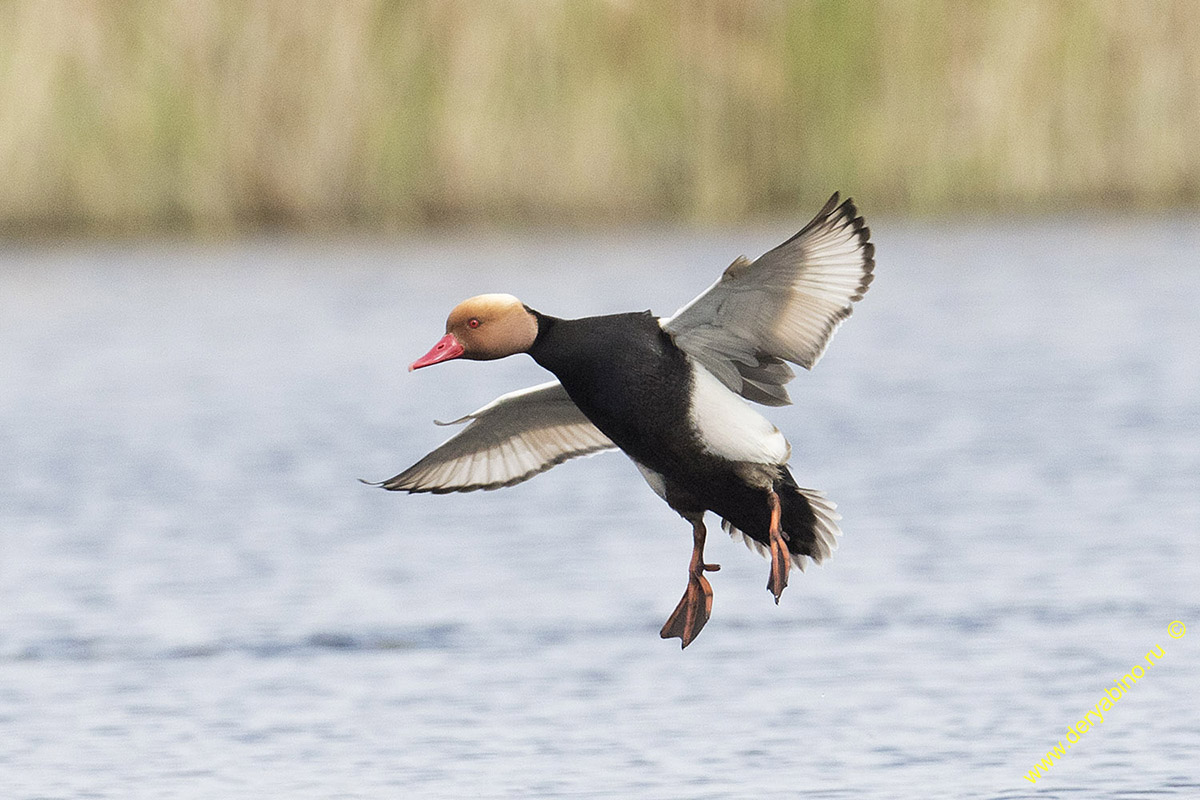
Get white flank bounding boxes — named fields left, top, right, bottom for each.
left=632, top=460, right=669, bottom=502
left=688, top=360, right=789, bottom=465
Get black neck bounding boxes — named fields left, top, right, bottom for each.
left=528, top=308, right=560, bottom=353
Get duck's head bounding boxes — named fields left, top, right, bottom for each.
left=409, top=293, right=538, bottom=371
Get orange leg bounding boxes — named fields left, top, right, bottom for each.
left=766, top=489, right=790, bottom=603
left=660, top=517, right=720, bottom=648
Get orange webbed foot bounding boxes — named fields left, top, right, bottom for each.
left=660, top=517, right=718, bottom=648
left=765, top=489, right=790, bottom=604
left=660, top=569, right=715, bottom=648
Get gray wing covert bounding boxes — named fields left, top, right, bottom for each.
left=662, top=193, right=874, bottom=406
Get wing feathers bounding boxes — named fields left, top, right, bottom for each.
left=663, top=193, right=874, bottom=404
left=366, top=381, right=616, bottom=494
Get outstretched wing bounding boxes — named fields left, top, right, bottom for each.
left=662, top=193, right=874, bottom=406
left=366, top=381, right=616, bottom=493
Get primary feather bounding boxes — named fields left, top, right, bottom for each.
left=367, top=381, right=615, bottom=493
left=662, top=193, right=875, bottom=405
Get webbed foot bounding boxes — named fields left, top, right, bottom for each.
left=660, top=517, right=719, bottom=648
left=766, top=489, right=790, bottom=603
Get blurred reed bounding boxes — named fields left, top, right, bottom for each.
left=1, top=0, right=1198, bottom=234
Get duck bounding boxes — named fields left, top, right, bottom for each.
left=368, top=193, right=874, bottom=647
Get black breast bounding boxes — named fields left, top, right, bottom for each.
left=529, top=309, right=795, bottom=535
left=528, top=311, right=701, bottom=475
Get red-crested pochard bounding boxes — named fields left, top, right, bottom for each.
left=368, top=193, right=874, bottom=647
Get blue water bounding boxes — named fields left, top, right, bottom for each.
left=1, top=219, right=1198, bottom=798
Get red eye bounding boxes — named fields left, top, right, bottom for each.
left=468, top=318, right=480, bottom=328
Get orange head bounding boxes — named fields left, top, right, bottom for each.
left=409, top=294, right=539, bottom=371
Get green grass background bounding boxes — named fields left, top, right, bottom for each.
left=2, top=0, right=1198, bottom=234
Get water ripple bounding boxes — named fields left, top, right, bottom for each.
left=3, top=625, right=463, bottom=663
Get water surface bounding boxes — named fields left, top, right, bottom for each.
left=1, top=220, right=1198, bottom=798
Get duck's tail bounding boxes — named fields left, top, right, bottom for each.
left=722, top=470, right=842, bottom=571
